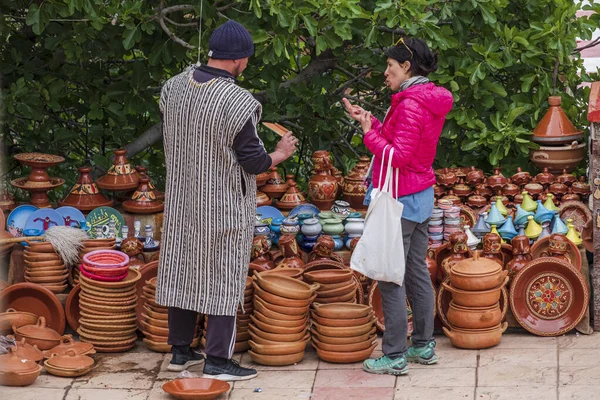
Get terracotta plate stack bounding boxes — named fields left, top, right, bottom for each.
left=75, top=239, right=117, bottom=284
left=24, top=242, right=68, bottom=294
left=310, top=303, right=376, bottom=363
left=77, top=250, right=140, bottom=353
left=248, top=273, right=316, bottom=366
left=303, top=269, right=357, bottom=304
left=142, top=277, right=200, bottom=352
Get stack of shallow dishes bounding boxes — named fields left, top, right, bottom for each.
left=75, top=239, right=117, bottom=284
left=44, top=349, right=94, bottom=377
left=77, top=252, right=140, bottom=353
left=24, top=242, right=68, bottom=294
left=248, top=273, right=317, bottom=366
left=310, top=303, right=377, bottom=363
left=142, top=277, right=200, bottom=352
left=303, top=269, right=357, bottom=304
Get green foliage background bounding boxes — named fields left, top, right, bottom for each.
left=1, top=0, right=599, bottom=201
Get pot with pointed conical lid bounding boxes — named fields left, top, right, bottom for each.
left=135, top=166, right=164, bottom=201
left=122, top=176, right=164, bottom=214
left=59, top=166, right=113, bottom=211
left=532, top=96, right=583, bottom=144
left=96, top=149, right=139, bottom=191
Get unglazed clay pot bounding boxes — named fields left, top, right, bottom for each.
left=309, top=161, right=338, bottom=210
left=447, top=301, right=502, bottom=329
left=59, top=166, right=113, bottom=211
left=448, top=252, right=508, bottom=291
left=443, top=322, right=508, bottom=349
left=96, top=149, right=139, bottom=191
left=13, top=316, right=61, bottom=350
left=530, top=142, right=586, bottom=173
left=0, top=308, right=38, bottom=335
left=442, top=277, right=508, bottom=308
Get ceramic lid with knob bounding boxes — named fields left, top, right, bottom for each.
left=0, top=346, right=40, bottom=374
left=14, top=316, right=61, bottom=341
left=43, top=334, right=95, bottom=357
left=451, top=251, right=502, bottom=276
left=45, top=349, right=94, bottom=370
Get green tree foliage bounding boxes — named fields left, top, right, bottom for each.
left=1, top=0, right=599, bottom=200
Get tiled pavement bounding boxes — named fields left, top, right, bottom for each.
left=1, top=332, right=599, bottom=400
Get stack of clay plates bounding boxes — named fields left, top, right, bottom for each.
left=141, top=277, right=200, bottom=352
left=77, top=266, right=141, bottom=353
left=24, top=242, right=68, bottom=294
left=303, top=269, right=357, bottom=304
left=75, top=239, right=117, bottom=284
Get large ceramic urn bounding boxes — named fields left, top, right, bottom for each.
left=59, top=166, right=113, bottom=211
left=342, top=156, right=371, bottom=210
left=96, top=149, right=139, bottom=191
left=308, top=161, right=338, bottom=211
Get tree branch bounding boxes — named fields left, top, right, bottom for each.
left=377, top=26, right=406, bottom=35
left=572, top=37, right=600, bottom=53
left=125, top=123, right=163, bottom=158
left=156, top=4, right=196, bottom=49
left=164, top=16, right=197, bottom=27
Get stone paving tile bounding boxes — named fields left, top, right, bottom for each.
left=65, top=388, right=149, bottom=400
left=560, top=366, right=600, bottom=386
left=396, top=367, right=476, bottom=387
left=493, top=333, right=557, bottom=350
left=477, top=366, right=557, bottom=387
left=478, top=348, right=557, bottom=368
left=558, top=333, right=600, bottom=349
left=94, top=351, right=164, bottom=372
left=234, top=370, right=316, bottom=389
left=475, top=386, right=557, bottom=400
left=558, top=385, right=600, bottom=400
left=410, top=349, right=477, bottom=369
left=71, top=371, right=155, bottom=390
left=31, top=372, right=74, bottom=388
left=0, top=387, right=65, bottom=400
left=559, top=349, right=600, bottom=367
left=155, top=351, right=243, bottom=381
left=314, top=369, right=396, bottom=388
left=239, top=348, right=319, bottom=371
left=230, top=388, right=313, bottom=399
left=313, top=387, right=395, bottom=400
left=317, top=349, right=383, bottom=370
left=395, top=387, right=474, bottom=400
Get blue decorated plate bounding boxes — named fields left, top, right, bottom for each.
left=6, top=205, right=38, bottom=238
left=25, top=209, right=65, bottom=233
left=256, top=206, right=284, bottom=225
left=55, top=206, right=87, bottom=229
left=288, top=203, right=320, bottom=219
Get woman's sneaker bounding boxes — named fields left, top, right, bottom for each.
left=363, top=355, right=408, bottom=375
left=406, top=342, right=438, bottom=365
left=167, top=348, right=205, bottom=372
left=203, top=358, right=257, bottom=381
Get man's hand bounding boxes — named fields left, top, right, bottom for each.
left=269, top=131, right=299, bottom=167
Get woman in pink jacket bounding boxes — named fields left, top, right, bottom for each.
left=343, top=37, right=453, bottom=376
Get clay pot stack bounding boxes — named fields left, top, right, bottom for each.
left=142, top=277, right=200, bottom=352
left=23, top=242, right=68, bottom=294
left=77, top=250, right=141, bottom=353
left=442, top=252, right=509, bottom=349
left=75, top=239, right=117, bottom=284
left=303, top=269, right=357, bottom=304
left=248, top=273, right=316, bottom=366
left=310, top=303, right=377, bottom=363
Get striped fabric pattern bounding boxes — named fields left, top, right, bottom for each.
left=156, top=68, right=261, bottom=316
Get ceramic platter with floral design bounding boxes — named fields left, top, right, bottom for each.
left=509, top=257, right=588, bottom=337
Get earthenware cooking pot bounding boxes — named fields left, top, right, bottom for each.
left=443, top=322, right=508, bottom=349
left=441, top=277, right=508, bottom=308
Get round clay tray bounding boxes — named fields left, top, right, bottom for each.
left=80, top=277, right=134, bottom=294
left=0, top=282, right=65, bottom=334
left=80, top=268, right=141, bottom=289
left=530, top=236, right=582, bottom=271
left=65, top=285, right=81, bottom=331
left=162, top=378, right=230, bottom=399
left=559, top=200, right=592, bottom=232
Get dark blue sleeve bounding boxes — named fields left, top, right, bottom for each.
left=234, top=118, right=272, bottom=175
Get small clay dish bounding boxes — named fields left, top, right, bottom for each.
left=162, top=378, right=230, bottom=400
left=316, top=281, right=356, bottom=298
left=248, top=350, right=304, bottom=366
left=253, top=296, right=310, bottom=316
left=253, top=273, right=319, bottom=300
left=142, top=314, right=169, bottom=328
left=140, top=320, right=169, bottom=336
left=310, top=311, right=374, bottom=327
left=7, top=336, right=44, bottom=363
left=0, top=365, right=42, bottom=386
left=45, top=349, right=94, bottom=371
left=248, top=331, right=309, bottom=346
left=250, top=315, right=306, bottom=334
left=259, top=267, right=303, bottom=280
left=253, top=283, right=317, bottom=307
left=311, top=319, right=375, bottom=337
left=303, top=269, right=354, bottom=284
left=311, top=335, right=376, bottom=353
left=23, top=252, right=61, bottom=262
left=248, top=339, right=308, bottom=356
left=314, top=342, right=376, bottom=363
left=26, top=242, right=55, bottom=253
left=253, top=297, right=307, bottom=321
left=315, top=289, right=356, bottom=304
left=253, top=311, right=307, bottom=329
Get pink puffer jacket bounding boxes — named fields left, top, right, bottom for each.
left=364, top=82, right=453, bottom=198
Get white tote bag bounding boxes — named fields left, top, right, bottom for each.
left=350, top=146, right=405, bottom=286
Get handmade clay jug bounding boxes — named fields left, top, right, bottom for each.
left=308, top=235, right=336, bottom=262
left=482, top=232, right=504, bottom=266
left=505, top=234, right=532, bottom=282
left=308, top=160, right=338, bottom=210
left=277, top=234, right=304, bottom=269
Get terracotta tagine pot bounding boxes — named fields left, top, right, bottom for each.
left=433, top=184, right=446, bottom=198
left=443, top=322, right=508, bottom=349
left=10, top=153, right=66, bottom=208
left=309, top=160, right=338, bottom=211
left=447, top=301, right=503, bottom=330
left=276, top=234, right=304, bottom=269
left=535, top=168, right=555, bottom=187
left=505, top=235, right=532, bottom=282
left=135, top=166, right=164, bottom=201
left=486, top=167, right=507, bottom=192
left=122, top=176, right=164, bottom=214
left=557, top=169, right=576, bottom=186
left=96, top=149, right=139, bottom=191
left=343, top=156, right=371, bottom=210
left=561, top=192, right=581, bottom=202
left=256, top=170, right=271, bottom=187
left=532, top=96, right=583, bottom=145
left=275, top=182, right=307, bottom=211
left=13, top=316, right=62, bottom=350
left=452, top=179, right=472, bottom=197
left=465, top=167, right=485, bottom=186
left=523, top=182, right=544, bottom=198
left=312, top=150, right=332, bottom=172
left=437, top=168, right=458, bottom=187
left=502, top=183, right=520, bottom=198
left=511, top=167, right=531, bottom=186
left=448, top=251, right=508, bottom=292
left=0, top=189, right=16, bottom=212
left=475, top=184, right=493, bottom=199
left=0, top=347, right=42, bottom=386
left=441, top=190, right=462, bottom=205
left=260, top=167, right=288, bottom=200
left=482, top=232, right=504, bottom=267
left=467, top=193, right=487, bottom=209
left=58, top=166, right=113, bottom=211
left=548, top=182, right=568, bottom=197
left=530, top=141, right=586, bottom=173
left=256, top=190, right=272, bottom=207
left=571, top=177, right=591, bottom=196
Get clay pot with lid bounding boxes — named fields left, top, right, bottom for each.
left=253, top=273, right=319, bottom=300
left=452, top=179, right=472, bottom=197
left=433, top=184, right=446, bottom=198
left=562, top=192, right=581, bottom=202
left=59, top=166, right=113, bottom=211
left=96, top=149, right=140, bottom=191
left=0, top=347, right=42, bottom=386
left=13, top=316, right=62, bottom=350
left=122, top=176, right=164, bottom=214
left=530, top=141, right=586, bottom=173
left=465, top=167, right=485, bottom=186
left=467, top=194, right=487, bottom=209
left=448, top=251, right=508, bottom=291
left=447, top=301, right=502, bottom=330
left=443, top=322, right=508, bottom=349
left=442, top=277, right=508, bottom=308
left=135, top=166, right=164, bottom=201
left=475, top=184, right=493, bottom=199
left=7, top=335, right=44, bottom=363
left=532, top=96, right=583, bottom=144
left=487, top=167, right=507, bottom=191
left=275, top=182, right=307, bottom=211
left=523, top=182, right=544, bottom=197
left=437, top=168, right=458, bottom=187
left=308, top=161, right=338, bottom=211
left=261, top=167, right=289, bottom=199
left=441, top=190, right=462, bottom=205
left=511, top=167, right=531, bottom=186
left=43, top=334, right=95, bottom=357
left=548, top=182, right=568, bottom=196
left=0, top=308, right=38, bottom=335
left=571, top=177, right=591, bottom=196
left=557, top=169, right=576, bottom=186
left=256, top=190, right=271, bottom=207
left=256, top=170, right=271, bottom=187
left=502, top=183, right=520, bottom=198
left=45, top=349, right=94, bottom=371
left=535, top=168, right=555, bottom=187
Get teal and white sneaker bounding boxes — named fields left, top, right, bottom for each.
left=363, top=355, right=408, bottom=375
left=406, top=341, right=438, bottom=365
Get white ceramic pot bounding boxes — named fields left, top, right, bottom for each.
left=344, top=218, right=365, bottom=236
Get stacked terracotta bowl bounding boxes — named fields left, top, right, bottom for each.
left=442, top=252, right=509, bottom=349
left=310, top=303, right=377, bottom=363
left=44, top=350, right=95, bottom=377
left=303, top=269, right=357, bottom=304
left=141, top=277, right=200, bottom=352
left=0, top=347, right=42, bottom=386
left=77, top=250, right=141, bottom=352
left=248, top=273, right=317, bottom=366
left=75, top=239, right=117, bottom=284
left=24, top=242, right=68, bottom=294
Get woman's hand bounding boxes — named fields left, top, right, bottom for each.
left=342, top=98, right=366, bottom=121
left=358, top=111, right=373, bottom=134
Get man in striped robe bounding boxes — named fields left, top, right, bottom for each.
left=156, top=20, right=298, bottom=380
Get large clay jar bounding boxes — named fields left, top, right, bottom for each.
left=342, top=156, right=371, bottom=210
left=308, top=161, right=338, bottom=211
left=277, top=234, right=304, bottom=269
left=59, top=167, right=113, bottom=211
left=448, top=251, right=508, bottom=291
left=96, top=149, right=139, bottom=191
left=122, top=177, right=164, bottom=214
left=261, top=167, right=288, bottom=200
left=505, top=235, right=532, bottom=282
left=482, top=233, right=504, bottom=267
left=486, top=167, right=507, bottom=192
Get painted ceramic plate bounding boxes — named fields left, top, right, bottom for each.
left=458, top=204, right=477, bottom=228
left=55, top=206, right=86, bottom=228
left=288, top=203, right=320, bottom=219
left=256, top=206, right=284, bottom=225
left=510, top=257, right=588, bottom=336
left=558, top=200, right=592, bottom=233
left=530, top=236, right=582, bottom=271
left=6, top=205, right=38, bottom=237
left=85, top=206, right=125, bottom=239
left=25, top=209, right=65, bottom=233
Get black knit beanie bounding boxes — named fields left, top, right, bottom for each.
left=208, top=20, right=254, bottom=60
